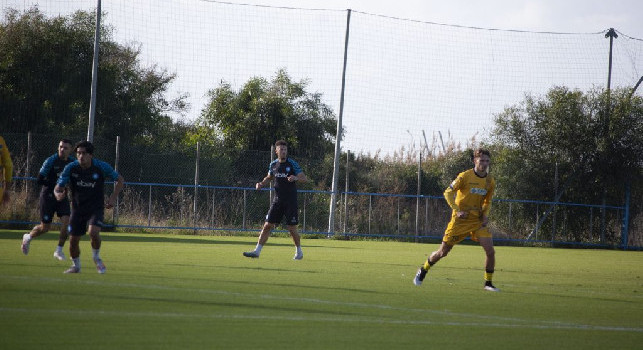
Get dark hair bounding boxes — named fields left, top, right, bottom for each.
left=275, top=140, right=288, bottom=147
left=75, top=140, right=94, bottom=155
left=59, top=139, right=73, bottom=146
left=473, top=148, right=491, bottom=159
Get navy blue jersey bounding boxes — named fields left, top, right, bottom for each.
left=57, top=159, right=119, bottom=213
left=268, top=158, right=302, bottom=201
left=38, top=153, right=75, bottom=194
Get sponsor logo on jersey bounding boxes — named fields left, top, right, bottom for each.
left=76, top=180, right=96, bottom=188
left=470, top=187, right=487, bottom=195
left=274, top=172, right=289, bottom=178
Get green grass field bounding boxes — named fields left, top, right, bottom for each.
left=1, top=229, right=641, bottom=349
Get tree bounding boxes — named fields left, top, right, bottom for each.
left=194, top=69, right=337, bottom=160
left=0, top=8, right=187, bottom=146
left=489, top=86, right=643, bottom=241
left=491, top=86, right=642, bottom=204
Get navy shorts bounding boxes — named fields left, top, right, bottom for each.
left=265, top=200, right=298, bottom=226
left=39, top=192, right=71, bottom=223
left=68, top=209, right=104, bottom=236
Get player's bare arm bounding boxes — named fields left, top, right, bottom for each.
left=287, top=172, right=307, bottom=183
left=105, top=175, right=125, bottom=209
left=256, top=173, right=274, bottom=190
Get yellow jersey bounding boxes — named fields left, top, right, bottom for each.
left=0, top=136, right=13, bottom=184
left=444, top=168, right=495, bottom=218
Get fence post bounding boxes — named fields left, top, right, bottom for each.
left=343, top=151, right=349, bottom=233
left=368, top=195, right=372, bottom=234
left=114, top=136, right=120, bottom=225
left=621, top=180, right=631, bottom=249
left=194, top=142, right=199, bottom=231
left=148, top=185, right=152, bottom=227
left=242, top=189, right=247, bottom=230
left=25, top=132, right=31, bottom=196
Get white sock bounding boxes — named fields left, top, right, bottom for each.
left=254, top=244, right=263, bottom=254
left=56, top=246, right=63, bottom=252
left=92, top=248, right=100, bottom=260
left=296, top=246, right=303, bottom=255
left=72, top=257, right=81, bottom=268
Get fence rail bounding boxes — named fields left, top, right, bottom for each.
left=1, top=177, right=634, bottom=249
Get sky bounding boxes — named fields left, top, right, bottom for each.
left=3, top=0, right=642, bottom=155
left=232, top=0, right=643, bottom=37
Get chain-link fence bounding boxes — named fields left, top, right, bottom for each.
left=1, top=132, right=635, bottom=249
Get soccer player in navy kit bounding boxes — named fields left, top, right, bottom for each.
left=243, top=140, right=307, bottom=260
left=22, top=139, right=75, bottom=260
left=54, top=141, right=124, bottom=274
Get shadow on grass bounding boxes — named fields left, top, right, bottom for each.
left=0, top=230, right=349, bottom=249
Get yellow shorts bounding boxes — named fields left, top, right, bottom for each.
left=442, top=216, right=492, bottom=246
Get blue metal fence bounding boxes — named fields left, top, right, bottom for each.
left=1, top=177, right=634, bottom=249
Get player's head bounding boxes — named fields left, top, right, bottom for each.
left=58, top=139, right=73, bottom=159
left=473, top=148, right=491, bottom=175
left=74, top=140, right=94, bottom=167
left=275, top=140, right=288, bottom=160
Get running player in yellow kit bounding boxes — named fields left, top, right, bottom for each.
left=0, top=136, right=13, bottom=206
left=413, top=148, right=499, bottom=291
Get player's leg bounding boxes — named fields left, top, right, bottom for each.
left=414, top=218, right=471, bottom=286
left=478, top=236, right=499, bottom=291
left=88, top=225, right=106, bottom=274
left=53, top=198, right=71, bottom=260
left=284, top=201, right=302, bottom=260
left=287, top=225, right=303, bottom=260
left=53, top=215, right=69, bottom=260
left=244, top=202, right=283, bottom=258
left=88, top=211, right=106, bottom=274
left=21, top=222, right=51, bottom=255
left=21, top=195, right=54, bottom=254
left=243, top=222, right=275, bottom=258
left=64, top=212, right=85, bottom=273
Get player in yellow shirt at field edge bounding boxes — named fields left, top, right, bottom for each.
left=0, top=136, right=13, bottom=206
left=413, top=148, right=499, bottom=291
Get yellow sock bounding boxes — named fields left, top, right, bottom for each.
left=484, top=271, right=493, bottom=282
left=423, top=260, right=432, bottom=271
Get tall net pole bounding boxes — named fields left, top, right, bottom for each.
left=87, top=0, right=101, bottom=142
left=328, top=9, right=351, bottom=235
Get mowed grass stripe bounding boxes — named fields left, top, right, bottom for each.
left=3, top=274, right=641, bottom=332
left=2, top=306, right=641, bottom=332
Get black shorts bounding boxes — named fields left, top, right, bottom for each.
left=265, top=200, right=298, bottom=226
left=39, top=192, right=71, bottom=224
left=69, top=209, right=104, bottom=236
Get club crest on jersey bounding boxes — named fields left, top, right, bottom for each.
left=286, top=167, right=291, bottom=172
left=93, top=173, right=100, bottom=180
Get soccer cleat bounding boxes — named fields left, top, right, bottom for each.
left=64, top=266, right=80, bottom=274
left=21, top=233, right=31, bottom=255
left=484, top=282, right=500, bottom=292
left=413, top=267, right=427, bottom=286
left=94, top=258, right=106, bottom=274
left=53, top=250, right=66, bottom=261
left=243, top=251, right=260, bottom=258
left=293, top=252, right=303, bottom=260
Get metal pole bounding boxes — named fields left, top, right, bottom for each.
left=194, top=142, right=199, bottom=229
left=328, top=9, right=351, bottom=235
left=25, top=132, right=32, bottom=195
left=87, top=0, right=101, bottom=142
left=114, top=136, right=120, bottom=224
left=343, top=151, right=349, bottom=233
left=621, top=183, right=632, bottom=249
left=242, top=189, right=247, bottom=230
left=415, top=151, right=421, bottom=238
left=148, top=185, right=152, bottom=227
